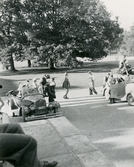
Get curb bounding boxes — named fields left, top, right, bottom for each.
left=20, top=117, right=115, bottom=167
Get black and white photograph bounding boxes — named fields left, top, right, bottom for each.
left=0, top=0, right=134, bottom=167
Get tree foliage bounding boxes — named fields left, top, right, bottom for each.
left=0, top=0, right=29, bottom=70
left=120, top=26, right=134, bottom=56
left=0, top=0, right=123, bottom=70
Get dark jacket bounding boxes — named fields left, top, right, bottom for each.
left=62, top=78, right=70, bottom=89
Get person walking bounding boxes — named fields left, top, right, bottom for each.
left=62, top=72, right=70, bottom=99
left=88, top=71, right=97, bottom=95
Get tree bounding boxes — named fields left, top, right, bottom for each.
left=22, top=0, right=123, bottom=68
left=0, top=0, right=123, bottom=70
left=120, top=26, right=134, bottom=56
left=22, top=0, right=65, bottom=69
left=0, top=0, right=29, bottom=71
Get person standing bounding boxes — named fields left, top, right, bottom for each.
left=62, top=72, right=70, bottom=99
left=102, top=73, right=111, bottom=96
left=103, top=73, right=111, bottom=88
left=32, top=78, right=38, bottom=90
left=0, top=85, right=4, bottom=111
left=46, top=77, right=56, bottom=103
left=49, top=77, right=56, bottom=102
left=0, top=85, right=4, bottom=122
left=38, top=75, right=47, bottom=95
left=88, top=71, right=97, bottom=95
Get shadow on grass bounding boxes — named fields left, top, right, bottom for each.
left=0, top=61, right=119, bottom=76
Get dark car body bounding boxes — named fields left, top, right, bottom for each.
left=7, top=88, right=61, bottom=122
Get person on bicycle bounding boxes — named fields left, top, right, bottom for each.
left=119, top=55, right=128, bottom=70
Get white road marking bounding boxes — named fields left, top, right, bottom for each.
left=118, top=106, right=134, bottom=110
left=59, top=95, right=134, bottom=113
left=60, top=98, right=107, bottom=105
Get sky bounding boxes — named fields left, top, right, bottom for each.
left=101, top=0, right=134, bottom=31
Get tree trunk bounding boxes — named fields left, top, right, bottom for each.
left=49, top=58, right=55, bottom=69
left=27, top=59, right=31, bottom=67
left=9, top=54, right=16, bottom=71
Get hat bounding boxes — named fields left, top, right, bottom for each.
left=88, top=71, right=92, bottom=74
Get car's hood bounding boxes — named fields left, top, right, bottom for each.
left=23, top=94, right=44, bottom=103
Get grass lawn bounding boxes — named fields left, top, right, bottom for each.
left=0, top=60, right=121, bottom=97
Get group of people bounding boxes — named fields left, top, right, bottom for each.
left=0, top=73, right=71, bottom=167
left=0, top=85, right=58, bottom=167
left=103, top=72, right=125, bottom=103
left=62, top=71, right=98, bottom=98
left=0, top=72, right=98, bottom=167
left=0, top=55, right=131, bottom=167
left=17, top=73, right=71, bottom=101
left=17, top=74, right=56, bottom=103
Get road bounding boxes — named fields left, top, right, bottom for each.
left=1, top=57, right=134, bottom=167
left=59, top=93, right=134, bottom=167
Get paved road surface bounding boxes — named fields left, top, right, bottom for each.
left=2, top=87, right=134, bottom=167
left=58, top=92, right=134, bottom=167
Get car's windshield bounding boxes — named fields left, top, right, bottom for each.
left=21, top=87, right=39, bottom=96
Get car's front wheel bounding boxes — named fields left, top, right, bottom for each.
left=127, top=94, right=134, bottom=106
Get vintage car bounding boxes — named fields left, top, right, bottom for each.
left=7, top=87, right=61, bottom=122
left=103, top=74, right=125, bottom=100
left=103, top=74, right=134, bottom=105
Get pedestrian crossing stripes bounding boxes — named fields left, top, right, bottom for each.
left=59, top=95, right=107, bottom=108
left=59, top=95, right=106, bottom=103
left=59, top=95, right=134, bottom=112
left=90, top=105, right=104, bottom=108
left=60, top=98, right=107, bottom=105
